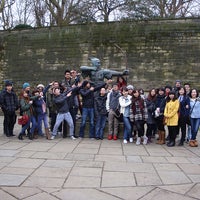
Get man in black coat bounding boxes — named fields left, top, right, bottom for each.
left=0, top=81, right=19, bottom=137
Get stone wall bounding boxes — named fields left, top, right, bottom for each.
left=0, top=18, right=200, bottom=92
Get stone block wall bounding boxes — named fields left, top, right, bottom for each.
left=0, top=18, right=200, bottom=92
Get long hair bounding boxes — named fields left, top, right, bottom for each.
left=132, top=90, right=144, bottom=113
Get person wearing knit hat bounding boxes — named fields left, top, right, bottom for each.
left=127, top=85, right=134, bottom=90
left=23, top=82, right=30, bottom=89
left=37, top=84, right=45, bottom=89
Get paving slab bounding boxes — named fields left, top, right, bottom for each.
left=101, top=171, right=136, bottom=187
left=53, top=188, right=120, bottom=200
left=0, top=189, right=17, bottom=200
left=2, top=187, right=41, bottom=199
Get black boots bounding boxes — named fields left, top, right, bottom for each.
left=18, top=134, right=23, bottom=140
left=167, top=140, right=175, bottom=147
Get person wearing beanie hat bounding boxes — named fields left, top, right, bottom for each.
left=37, top=83, right=44, bottom=89
left=173, top=80, right=182, bottom=97
left=127, top=85, right=134, bottom=90
left=23, top=82, right=30, bottom=90
left=0, top=80, right=18, bottom=137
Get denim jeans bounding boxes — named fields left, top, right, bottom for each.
left=123, top=116, right=132, bottom=140
left=79, top=108, right=94, bottom=138
left=52, top=112, right=74, bottom=137
left=20, top=116, right=37, bottom=135
left=95, top=114, right=107, bottom=138
left=190, top=118, right=200, bottom=140
left=37, top=113, right=49, bottom=135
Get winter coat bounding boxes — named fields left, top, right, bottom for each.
left=164, top=99, right=180, bottom=126
left=178, top=95, right=190, bottom=117
left=80, top=83, right=106, bottom=108
left=119, top=95, right=132, bottom=117
left=106, top=90, right=121, bottom=111
left=190, top=98, right=200, bottom=119
left=146, top=98, right=156, bottom=124
left=130, top=96, right=148, bottom=122
left=94, top=94, right=107, bottom=116
left=0, top=89, right=19, bottom=114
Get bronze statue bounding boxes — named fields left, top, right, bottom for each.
left=80, top=57, right=129, bottom=83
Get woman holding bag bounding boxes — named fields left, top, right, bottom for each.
left=18, top=90, right=38, bottom=140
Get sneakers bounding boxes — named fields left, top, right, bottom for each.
left=123, top=139, right=128, bottom=144
left=70, top=136, right=76, bottom=140
left=129, top=137, right=133, bottom=143
left=143, top=136, right=148, bottom=145
left=50, top=135, right=55, bottom=140
left=136, top=137, right=141, bottom=145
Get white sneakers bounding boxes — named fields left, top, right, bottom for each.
left=136, top=137, right=141, bottom=145
left=51, top=135, right=76, bottom=140
left=129, top=138, right=133, bottom=143
left=70, top=136, right=76, bottom=140
left=50, top=135, right=55, bottom=140
left=123, top=138, right=133, bottom=144
left=123, top=139, right=128, bottom=144
left=143, top=136, right=148, bottom=145
left=136, top=136, right=148, bottom=145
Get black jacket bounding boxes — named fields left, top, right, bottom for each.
left=0, top=89, right=18, bottom=114
left=80, top=83, right=106, bottom=108
left=94, top=94, right=107, bottom=116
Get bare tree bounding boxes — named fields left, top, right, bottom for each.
left=0, top=0, right=15, bottom=29
left=88, top=0, right=128, bottom=22
left=15, top=0, right=34, bottom=25
left=33, top=0, right=48, bottom=27
left=44, top=0, right=87, bottom=26
left=123, top=0, right=197, bottom=19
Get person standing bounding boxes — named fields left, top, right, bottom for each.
left=130, top=89, right=148, bottom=145
left=177, top=87, right=190, bottom=146
left=164, top=91, right=180, bottom=147
left=119, top=87, right=132, bottom=144
left=79, top=80, right=106, bottom=139
left=155, top=87, right=166, bottom=145
left=106, top=83, right=121, bottom=140
left=94, top=87, right=108, bottom=140
left=146, top=88, right=157, bottom=143
left=189, top=89, right=200, bottom=147
left=0, top=81, right=19, bottom=137
left=18, top=90, right=38, bottom=140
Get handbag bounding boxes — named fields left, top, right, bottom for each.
left=18, top=114, right=29, bottom=125
left=114, top=107, right=123, bottom=122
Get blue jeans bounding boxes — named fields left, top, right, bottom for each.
left=52, top=112, right=74, bottom=137
left=79, top=108, right=94, bottom=138
left=123, top=116, right=132, bottom=140
left=95, top=114, right=107, bottom=139
left=190, top=118, right=200, bottom=140
left=20, top=116, right=37, bottom=135
left=37, top=113, right=49, bottom=135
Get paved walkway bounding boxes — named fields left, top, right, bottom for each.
left=0, top=117, right=200, bottom=200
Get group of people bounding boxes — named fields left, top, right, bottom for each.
left=0, top=70, right=200, bottom=148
